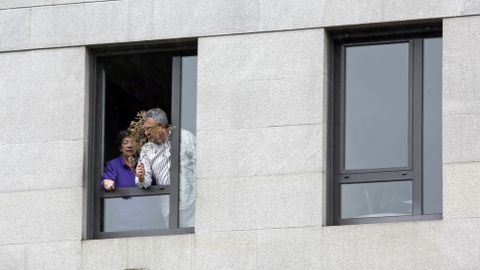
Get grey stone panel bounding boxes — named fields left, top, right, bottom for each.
left=31, top=4, right=85, bottom=47
left=257, top=227, right=324, bottom=270
left=197, top=30, right=324, bottom=131
left=0, top=140, right=83, bottom=193
left=198, top=30, right=323, bottom=85
left=443, top=162, right=480, bottom=219
left=195, top=173, right=323, bottom=232
left=381, top=0, right=461, bottom=23
left=197, top=78, right=323, bottom=132
left=80, top=218, right=480, bottom=269
left=126, top=235, right=193, bottom=270
left=323, top=0, right=460, bottom=27
left=192, top=219, right=480, bottom=269
left=0, top=8, right=30, bottom=51
left=82, top=235, right=193, bottom=270
left=460, top=0, right=480, bottom=15
left=196, top=124, right=323, bottom=179
left=319, top=219, right=480, bottom=269
left=81, top=239, right=128, bottom=270
left=0, top=188, right=82, bottom=245
left=258, top=0, right=325, bottom=30
left=0, top=244, right=26, bottom=270
left=0, top=0, right=475, bottom=52
left=0, top=47, right=85, bottom=144
left=26, top=241, right=80, bottom=270
left=152, top=0, right=260, bottom=40
left=194, top=230, right=257, bottom=270
left=443, top=16, right=480, bottom=115
left=443, top=113, right=480, bottom=164
left=127, top=0, right=154, bottom=41
left=84, top=0, right=129, bottom=44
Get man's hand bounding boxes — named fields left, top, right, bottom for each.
left=136, top=162, right=145, bottom=182
left=103, top=179, right=115, bottom=191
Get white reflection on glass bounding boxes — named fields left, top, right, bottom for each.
left=341, top=181, right=412, bottom=219
left=179, top=56, right=197, bottom=228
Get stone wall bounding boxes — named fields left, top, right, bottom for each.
left=1, top=0, right=480, bottom=269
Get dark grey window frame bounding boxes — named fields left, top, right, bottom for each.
left=328, top=24, right=442, bottom=225
left=86, top=40, right=197, bottom=239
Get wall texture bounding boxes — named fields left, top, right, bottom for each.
left=0, top=47, right=85, bottom=269
left=1, top=0, right=480, bottom=269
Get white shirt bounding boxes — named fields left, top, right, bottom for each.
left=135, top=141, right=171, bottom=188
left=135, top=129, right=196, bottom=227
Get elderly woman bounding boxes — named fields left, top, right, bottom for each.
left=100, top=130, right=137, bottom=191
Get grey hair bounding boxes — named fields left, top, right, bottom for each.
left=145, top=108, right=169, bottom=126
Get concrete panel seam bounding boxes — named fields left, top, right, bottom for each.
left=0, top=44, right=87, bottom=55
left=196, top=171, right=324, bottom=181
left=0, top=0, right=121, bottom=11
left=444, top=216, right=480, bottom=220
left=0, top=138, right=83, bottom=147
left=444, top=160, right=480, bottom=165
left=196, top=171, right=323, bottom=181
left=197, top=224, right=319, bottom=234
left=0, top=186, right=81, bottom=195
left=0, top=239, right=79, bottom=248
left=443, top=112, right=480, bottom=116
left=197, top=122, right=323, bottom=133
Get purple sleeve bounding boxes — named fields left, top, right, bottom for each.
left=99, top=161, right=116, bottom=189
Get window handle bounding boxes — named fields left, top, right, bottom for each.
left=344, top=175, right=350, bottom=179
left=401, top=172, right=408, bottom=176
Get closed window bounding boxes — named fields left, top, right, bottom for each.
left=329, top=25, right=442, bottom=225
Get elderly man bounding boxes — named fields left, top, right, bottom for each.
left=135, top=108, right=196, bottom=227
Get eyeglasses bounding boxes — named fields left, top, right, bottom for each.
left=143, top=125, right=159, bottom=132
left=143, top=124, right=167, bottom=132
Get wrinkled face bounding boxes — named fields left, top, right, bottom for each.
left=120, top=137, right=135, bottom=158
left=143, top=117, right=169, bottom=144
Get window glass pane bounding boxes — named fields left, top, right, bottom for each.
left=345, top=43, right=410, bottom=170
left=103, top=195, right=170, bottom=232
left=341, top=181, right=412, bottom=219
left=179, top=56, right=197, bottom=228
left=423, top=38, right=442, bottom=214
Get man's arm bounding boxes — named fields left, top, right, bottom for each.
left=135, top=148, right=153, bottom=188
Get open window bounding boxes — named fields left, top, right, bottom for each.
left=329, top=25, right=442, bottom=225
left=87, top=41, right=197, bottom=238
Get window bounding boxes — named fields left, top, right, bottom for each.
left=86, top=41, right=197, bottom=238
left=329, top=25, right=442, bottom=225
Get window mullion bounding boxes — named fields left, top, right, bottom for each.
left=332, top=42, right=346, bottom=225
left=91, top=60, right=106, bottom=239
left=170, top=57, right=182, bottom=229
left=412, top=38, right=424, bottom=216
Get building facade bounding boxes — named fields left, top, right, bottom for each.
left=1, top=0, right=480, bottom=269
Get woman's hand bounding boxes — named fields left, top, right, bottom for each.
left=103, top=179, right=115, bottom=191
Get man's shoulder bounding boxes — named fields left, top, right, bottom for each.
left=141, top=142, right=156, bottom=152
